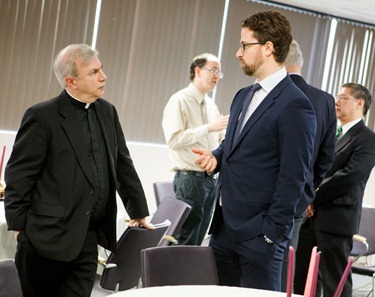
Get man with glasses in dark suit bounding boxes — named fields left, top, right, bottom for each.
left=294, top=83, right=375, bottom=297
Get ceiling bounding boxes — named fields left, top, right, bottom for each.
left=257, top=0, right=375, bottom=26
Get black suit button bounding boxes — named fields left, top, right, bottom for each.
left=90, top=189, right=94, bottom=195
left=85, top=210, right=90, bottom=216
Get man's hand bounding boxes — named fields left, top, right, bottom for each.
left=192, top=148, right=217, bottom=173
left=207, top=115, right=229, bottom=132
left=306, top=204, right=315, bottom=218
left=127, top=218, right=155, bottom=230
left=14, top=230, right=20, bottom=240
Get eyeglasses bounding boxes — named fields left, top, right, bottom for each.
left=202, top=67, right=224, bottom=79
left=335, top=94, right=357, bottom=102
left=239, top=42, right=265, bottom=52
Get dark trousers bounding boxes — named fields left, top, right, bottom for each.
left=294, top=218, right=353, bottom=297
left=173, top=172, right=216, bottom=245
left=281, top=211, right=305, bottom=292
left=209, top=221, right=287, bottom=291
left=15, top=229, right=98, bottom=297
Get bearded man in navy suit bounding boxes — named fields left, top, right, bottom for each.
left=194, top=11, right=316, bottom=291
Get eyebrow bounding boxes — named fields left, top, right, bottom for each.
left=89, top=64, right=104, bottom=74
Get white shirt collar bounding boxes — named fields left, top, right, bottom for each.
left=341, top=118, right=362, bottom=136
left=188, top=83, right=206, bottom=105
left=256, top=67, right=287, bottom=94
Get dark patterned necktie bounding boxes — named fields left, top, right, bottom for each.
left=233, top=83, right=262, bottom=143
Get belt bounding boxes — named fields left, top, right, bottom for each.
left=176, top=170, right=211, bottom=178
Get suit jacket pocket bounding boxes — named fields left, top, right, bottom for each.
left=333, top=195, right=358, bottom=206
left=29, top=201, right=64, bottom=217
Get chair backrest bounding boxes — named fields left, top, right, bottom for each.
left=286, top=246, right=295, bottom=297
left=153, top=181, right=175, bottom=206
left=150, top=196, right=191, bottom=246
left=99, top=221, right=170, bottom=291
left=351, top=207, right=375, bottom=256
left=0, top=260, right=23, bottom=297
left=333, top=258, right=354, bottom=297
left=141, top=245, right=218, bottom=287
left=304, top=246, right=321, bottom=297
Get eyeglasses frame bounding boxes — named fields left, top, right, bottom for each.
left=201, top=67, right=224, bottom=79
left=239, top=42, right=265, bottom=52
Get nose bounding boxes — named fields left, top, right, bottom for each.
left=236, top=48, right=242, bottom=59
left=99, top=69, right=107, bottom=81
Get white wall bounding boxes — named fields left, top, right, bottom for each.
left=1, top=131, right=374, bottom=216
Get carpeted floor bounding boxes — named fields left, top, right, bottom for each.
left=353, top=286, right=372, bottom=297
left=352, top=274, right=372, bottom=297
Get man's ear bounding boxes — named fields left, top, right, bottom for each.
left=65, top=77, right=77, bottom=89
left=195, top=66, right=201, bottom=78
left=356, top=98, right=365, bottom=110
left=263, top=41, right=274, bottom=57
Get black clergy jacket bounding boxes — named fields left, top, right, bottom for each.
left=5, top=90, right=149, bottom=261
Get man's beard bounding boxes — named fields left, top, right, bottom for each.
left=241, top=55, right=263, bottom=77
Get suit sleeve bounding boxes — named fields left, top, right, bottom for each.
left=5, top=107, right=48, bottom=230
left=313, top=96, right=336, bottom=188
left=262, top=97, right=316, bottom=242
left=314, top=130, right=375, bottom=205
left=111, top=106, right=150, bottom=219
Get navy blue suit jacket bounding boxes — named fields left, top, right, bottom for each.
left=290, top=74, right=336, bottom=214
left=211, top=75, right=316, bottom=244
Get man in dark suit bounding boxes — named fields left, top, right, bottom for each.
left=280, top=40, right=336, bottom=291
left=294, top=83, right=375, bottom=297
left=193, top=11, right=316, bottom=291
left=5, top=44, right=154, bottom=297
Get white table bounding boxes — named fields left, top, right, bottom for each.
left=109, top=285, right=303, bottom=297
left=0, top=201, right=17, bottom=259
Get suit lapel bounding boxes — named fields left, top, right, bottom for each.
left=233, top=95, right=275, bottom=146
left=229, top=77, right=289, bottom=153
left=58, top=93, right=94, bottom=186
left=227, top=88, right=249, bottom=150
left=335, top=121, right=363, bottom=153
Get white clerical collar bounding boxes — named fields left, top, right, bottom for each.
left=66, top=90, right=91, bottom=109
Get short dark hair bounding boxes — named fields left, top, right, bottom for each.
left=189, top=53, right=220, bottom=81
left=240, top=10, right=292, bottom=63
left=342, top=83, right=372, bottom=116
left=189, top=57, right=207, bottom=81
